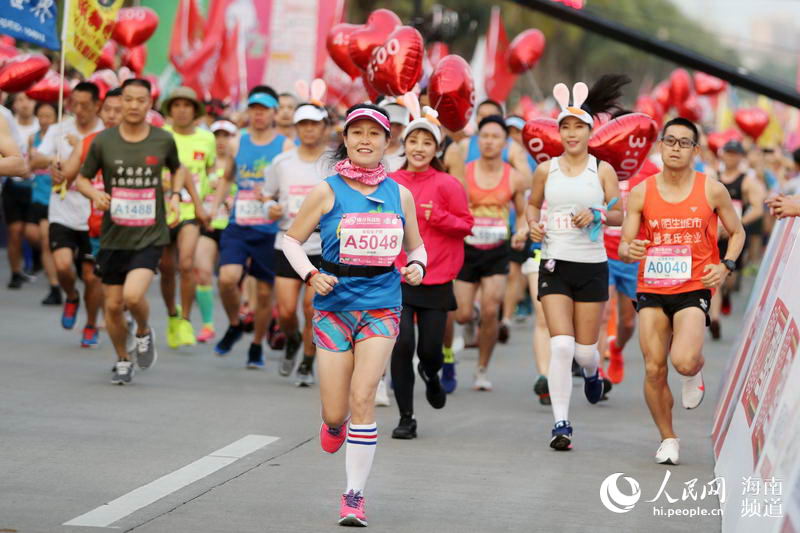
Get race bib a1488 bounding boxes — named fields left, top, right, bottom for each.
left=111, top=187, right=156, bottom=227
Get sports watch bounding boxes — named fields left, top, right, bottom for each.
left=722, top=259, right=736, bottom=272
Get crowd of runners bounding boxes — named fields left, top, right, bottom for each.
left=5, top=71, right=800, bottom=527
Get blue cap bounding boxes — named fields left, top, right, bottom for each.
left=247, top=93, right=278, bottom=109
left=506, top=116, right=526, bottom=131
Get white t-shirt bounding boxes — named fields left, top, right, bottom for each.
left=384, top=150, right=406, bottom=172
left=15, top=117, right=39, bottom=153
left=263, top=148, right=332, bottom=255
left=38, top=117, right=103, bottom=230
left=0, top=106, right=26, bottom=181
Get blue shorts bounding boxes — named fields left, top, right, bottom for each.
left=219, top=224, right=276, bottom=283
left=608, top=258, right=639, bottom=301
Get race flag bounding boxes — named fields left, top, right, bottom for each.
left=180, top=0, right=231, bottom=100
left=210, top=22, right=239, bottom=102
left=0, top=0, right=60, bottom=50
left=169, top=0, right=206, bottom=78
left=64, top=0, right=125, bottom=78
left=484, top=6, right=517, bottom=104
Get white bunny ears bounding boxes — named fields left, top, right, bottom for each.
left=398, top=92, right=443, bottom=145
left=292, top=78, right=329, bottom=123
left=554, top=81, right=593, bottom=126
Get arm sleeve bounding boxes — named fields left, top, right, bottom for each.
left=426, top=178, right=474, bottom=237
left=282, top=234, right=316, bottom=280
left=79, top=136, right=101, bottom=178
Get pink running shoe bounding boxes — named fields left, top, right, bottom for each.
left=320, top=422, right=347, bottom=454
left=338, top=490, right=367, bottom=527
left=197, top=325, right=215, bottom=343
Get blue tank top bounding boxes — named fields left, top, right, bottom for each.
left=31, top=131, right=51, bottom=205
left=229, top=132, right=286, bottom=233
left=315, top=174, right=405, bottom=311
left=465, top=135, right=510, bottom=164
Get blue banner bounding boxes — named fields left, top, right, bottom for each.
left=0, top=0, right=60, bottom=50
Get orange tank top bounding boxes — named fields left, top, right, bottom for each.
left=637, top=172, right=719, bottom=294
left=464, top=161, right=512, bottom=249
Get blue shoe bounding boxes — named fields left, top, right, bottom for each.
left=80, top=325, right=100, bottom=348
left=247, top=343, right=264, bottom=369
left=61, top=298, right=80, bottom=330
left=441, top=362, right=457, bottom=394
left=583, top=368, right=604, bottom=404
left=214, top=324, right=243, bottom=356
left=550, top=420, right=572, bottom=451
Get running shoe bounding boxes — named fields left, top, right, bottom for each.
left=515, top=296, right=532, bottom=321
left=721, top=293, right=732, bottom=316
left=606, top=337, right=625, bottom=384
left=339, top=490, right=367, bottom=527
left=320, top=421, right=347, bottom=453
left=166, top=314, right=181, bottom=349
left=111, top=360, right=134, bottom=385
left=215, top=324, right=244, bottom=356
left=295, top=357, right=315, bottom=387
left=135, top=328, right=158, bottom=369
left=533, top=375, right=551, bottom=405
left=247, top=343, right=265, bottom=369
left=441, top=362, right=457, bottom=394
left=417, top=362, right=446, bottom=409
left=267, top=317, right=287, bottom=350
left=176, top=318, right=197, bottom=347
left=240, top=309, right=255, bottom=333
left=7, top=272, right=26, bottom=289
left=473, top=366, right=492, bottom=391
left=80, top=325, right=100, bottom=348
left=550, top=420, right=573, bottom=451
left=498, top=318, right=511, bottom=344
left=280, top=331, right=302, bottom=377
left=374, top=377, right=391, bottom=406
left=583, top=368, right=604, bottom=404
left=197, top=325, right=215, bottom=343
left=681, top=370, right=705, bottom=409
left=61, top=298, right=80, bottom=330
left=709, top=320, right=721, bottom=340
left=41, top=286, right=62, bottom=306
left=655, top=438, right=680, bottom=465
left=598, top=367, right=613, bottom=401
left=391, top=415, right=417, bottom=439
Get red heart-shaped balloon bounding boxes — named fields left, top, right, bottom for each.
left=522, top=118, right=563, bottom=164
left=669, top=68, right=691, bottom=105
left=507, top=29, right=545, bottom=74
left=0, top=53, right=51, bottom=92
left=693, top=72, right=726, bottom=96
left=96, top=41, right=117, bottom=70
left=707, top=128, right=743, bottom=154
left=122, top=45, right=147, bottom=76
left=676, top=93, right=701, bottom=123
left=348, top=9, right=401, bottom=72
left=0, top=43, right=19, bottom=67
left=25, top=70, right=71, bottom=102
left=360, top=74, right=380, bottom=103
left=426, top=42, right=449, bottom=70
left=589, top=113, right=659, bottom=181
left=112, top=7, right=159, bottom=49
left=653, top=81, right=671, bottom=111
left=635, top=95, right=664, bottom=127
left=366, top=26, right=424, bottom=97
left=146, top=109, right=165, bottom=127
left=735, top=108, right=770, bottom=140
left=327, top=23, right=362, bottom=81
left=0, top=35, right=14, bottom=47
left=428, top=55, right=475, bottom=132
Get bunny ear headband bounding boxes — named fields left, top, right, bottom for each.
left=553, top=81, right=593, bottom=126
left=293, top=78, right=329, bottom=123
left=399, top=92, right=443, bottom=145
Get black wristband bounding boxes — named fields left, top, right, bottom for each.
left=406, top=260, right=426, bottom=278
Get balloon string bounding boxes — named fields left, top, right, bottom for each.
left=525, top=70, right=544, bottom=102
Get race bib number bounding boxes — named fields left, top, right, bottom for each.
left=547, top=212, right=577, bottom=232
left=111, top=187, right=156, bottom=227
left=288, top=185, right=315, bottom=218
left=465, top=217, right=508, bottom=248
left=643, top=244, right=692, bottom=287
left=339, top=212, right=404, bottom=266
left=204, top=194, right=229, bottom=224
left=235, top=190, right=267, bottom=226
left=180, top=172, right=202, bottom=203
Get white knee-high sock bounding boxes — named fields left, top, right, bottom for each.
left=548, top=335, right=575, bottom=422
left=575, top=342, right=600, bottom=377
left=345, top=422, right=377, bottom=494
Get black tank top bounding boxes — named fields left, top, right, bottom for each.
left=722, top=172, right=746, bottom=202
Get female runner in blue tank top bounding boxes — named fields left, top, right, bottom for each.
left=526, top=75, right=626, bottom=452
left=282, top=103, right=426, bottom=527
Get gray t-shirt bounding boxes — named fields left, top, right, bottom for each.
left=263, top=148, right=332, bottom=255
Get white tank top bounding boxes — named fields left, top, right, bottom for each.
left=541, top=155, right=607, bottom=263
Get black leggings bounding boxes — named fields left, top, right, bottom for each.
left=390, top=304, right=448, bottom=416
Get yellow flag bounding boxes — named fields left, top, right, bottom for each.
left=64, top=0, right=125, bottom=78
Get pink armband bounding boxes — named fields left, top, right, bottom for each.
left=282, top=235, right=316, bottom=280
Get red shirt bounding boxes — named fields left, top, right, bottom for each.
left=605, top=159, right=659, bottom=260
left=391, top=168, right=474, bottom=285
left=80, top=131, right=105, bottom=238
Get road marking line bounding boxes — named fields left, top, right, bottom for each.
left=64, top=434, right=279, bottom=528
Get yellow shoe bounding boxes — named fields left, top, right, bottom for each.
left=166, top=315, right=181, bottom=349
left=177, top=318, right=196, bottom=346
